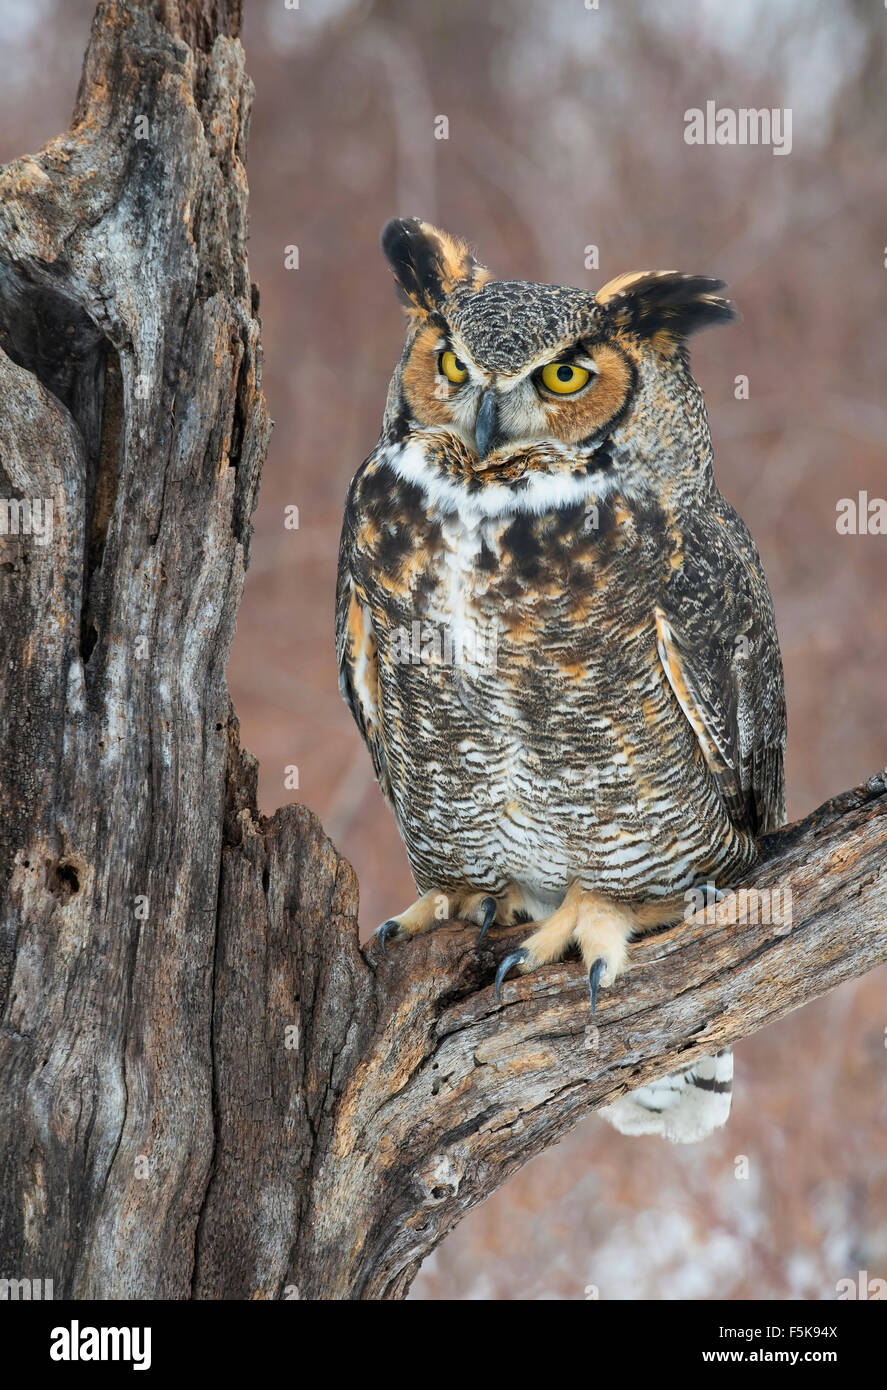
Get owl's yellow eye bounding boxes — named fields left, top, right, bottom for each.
left=439, top=349, right=469, bottom=384
left=540, top=362, right=591, bottom=395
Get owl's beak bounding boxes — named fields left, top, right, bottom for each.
left=474, top=388, right=503, bottom=460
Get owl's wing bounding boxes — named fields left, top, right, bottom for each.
left=335, top=487, right=393, bottom=805
left=655, top=502, right=786, bottom=836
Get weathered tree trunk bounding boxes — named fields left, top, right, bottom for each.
left=1, top=0, right=885, bottom=1302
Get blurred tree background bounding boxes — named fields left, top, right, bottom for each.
left=2, top=0, right=885, bottom=1300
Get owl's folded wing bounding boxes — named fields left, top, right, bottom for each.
left=335, top=516, right=393, bottom=805
left=654, top=505, right=786, bottom=837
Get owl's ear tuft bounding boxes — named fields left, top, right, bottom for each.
left=595, top=271, right=738, bottom=345
left=380, top=218, right=489, bottom=313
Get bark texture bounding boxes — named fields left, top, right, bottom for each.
left=1, top=0, right=885, bottom=1302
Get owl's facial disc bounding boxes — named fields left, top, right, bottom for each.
left=400, top=319, right=634, bottom=463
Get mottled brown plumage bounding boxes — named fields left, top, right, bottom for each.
left=336, top=219, right=786, bottom=1140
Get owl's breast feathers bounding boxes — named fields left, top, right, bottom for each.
left=336, top=447, right=785, bottom=896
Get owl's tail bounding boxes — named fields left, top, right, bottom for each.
left=598, top=1048, right=733, bottom=1144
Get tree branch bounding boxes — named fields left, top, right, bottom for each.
left=218, top=733, right=887, bottom=1299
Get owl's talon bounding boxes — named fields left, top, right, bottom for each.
left=588, top=957, right=606, bottom=1012
left=475, top=896, right=497, bottom=947
left=494, top=948, right=529, bottom=1001
left=377, top=919, right=401, bottom=953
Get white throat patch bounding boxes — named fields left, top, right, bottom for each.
left=382, top=438, right=623, bottom=522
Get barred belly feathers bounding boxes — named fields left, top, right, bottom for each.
left=336, top=218, right=786, bottom=1143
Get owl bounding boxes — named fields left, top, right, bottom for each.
left=336, top=218, right=786, bottom=1142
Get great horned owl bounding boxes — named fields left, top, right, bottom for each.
left=336, top=218, right=786, bottom=1143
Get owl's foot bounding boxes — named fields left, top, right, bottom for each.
left=494, top=882, right=583, bottom=1000
left=494, top=883, right=637, bottom=1011
left=375, top=888, right=500, bottom=952
left=573, top=902, right=631, bottom=1013
left=474, top=882, right=536, bottom=946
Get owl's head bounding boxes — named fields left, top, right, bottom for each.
left=378, top=217, right=736, bottom=504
